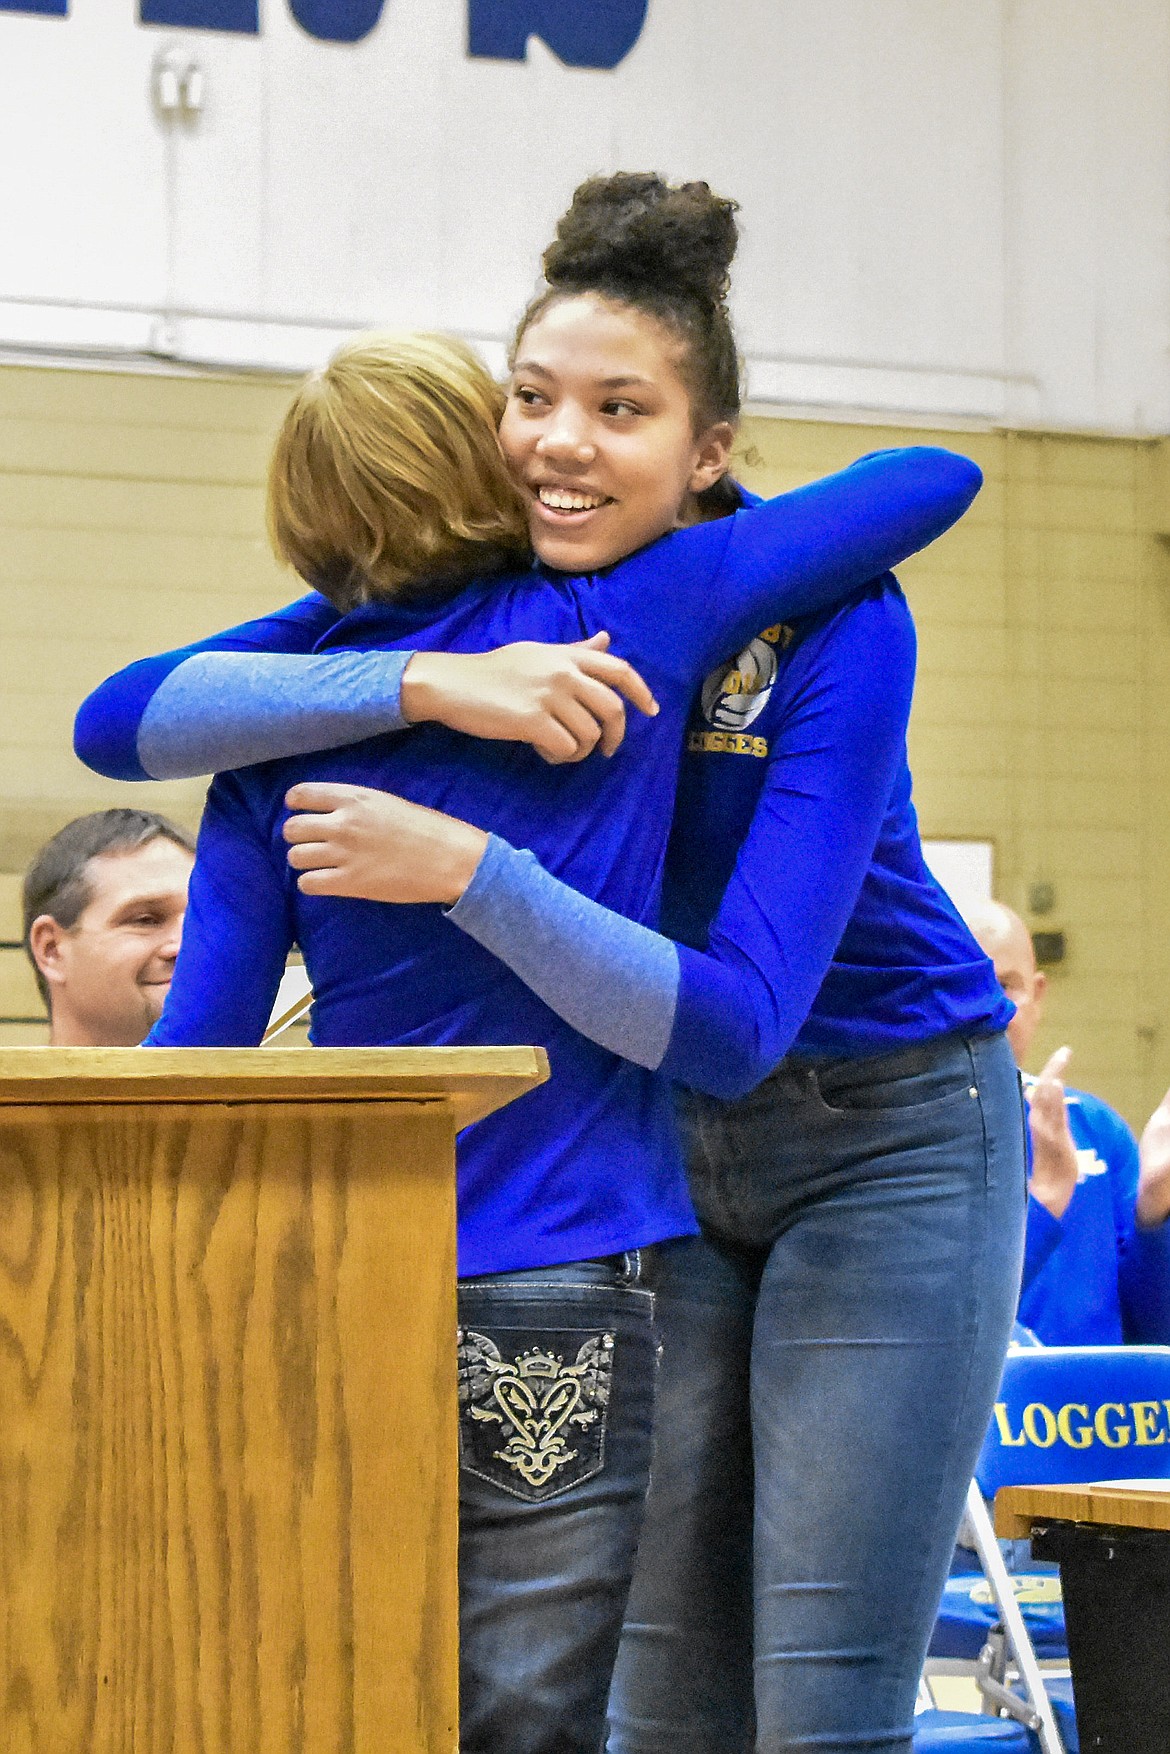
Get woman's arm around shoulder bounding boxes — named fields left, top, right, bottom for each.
left=598, top=446, right=980, bottom=691
left=75, top=610, right=659, bottom=781
left=74, top=593, right=345, bottom=780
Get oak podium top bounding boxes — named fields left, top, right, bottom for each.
left=996, top=1481, right=1170, bottom=1539
left=0, top=1045, right=549, bottom=1131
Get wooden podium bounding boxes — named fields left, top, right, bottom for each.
left=0, top=1045, right=547, bottom=1754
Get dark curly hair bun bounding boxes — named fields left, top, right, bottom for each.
left=542, top=172, right=740, bottom=313
left=516, top=171, right=744, bottom=438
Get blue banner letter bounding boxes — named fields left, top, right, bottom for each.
left=0, top=1, right=68, bottom=15
left=469, top=0, right=648, bottom=70
left=140, top=0, right=258, bottom=30
left=288, top=0, right=386, bottom=41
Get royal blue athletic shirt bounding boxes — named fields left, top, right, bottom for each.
left=1019, top=1084, right=1170, bottom=1345
left=660, top=573, right=1012, bottom=1073
left=126, top=449, right=982, bottom=1274
left=442, top=572, right=1011, bottom=1097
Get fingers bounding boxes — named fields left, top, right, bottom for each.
left=1030, top=1081, right=1068, bottom=1128
left=541, top=697, right=607, bottom=764
left=283, top=811, right=337, bottom=844
left=596, top=707, right=626, bottom=759
left=574, top=631, right=611, bottom=651
left=285, top=838, right=336, bottom=870
left=531, top=721, right=588, bottom=764
left=571, top=674, right=628, bottom=757
left=285, top=781, right=364, bottom=812
left=577, top=650, right=659, bottom=718
left=1036, top=1045, right=1073, bottom=1087
left=295, top=867, right=347, bottom=896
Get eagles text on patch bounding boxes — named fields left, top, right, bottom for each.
left=688, top=731, right=769, bottom=758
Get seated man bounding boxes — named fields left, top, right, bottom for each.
left=23, top=809, right=194, bottom=1047
left=969, top=900, right=1170, bottom=1344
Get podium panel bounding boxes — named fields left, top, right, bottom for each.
left=0, top=1047, right=547, bottom=1754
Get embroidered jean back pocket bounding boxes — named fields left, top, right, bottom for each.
left=457, top=1325, right=615, bottom=1502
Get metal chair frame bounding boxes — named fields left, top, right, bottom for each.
left=956, top=1478, right=1068, bottom=1754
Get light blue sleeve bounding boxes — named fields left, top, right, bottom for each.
left=138, top=648, right=414, bottom=779
left=447, top=834, right=681, bottom=1070
left=73, top=591, right=342, bottom=781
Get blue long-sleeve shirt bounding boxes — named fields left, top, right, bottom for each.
left=1019, top=1085, right=1170, bottom=1345
left=447, top=576, right=1009, bottom=1097
left=123, top=448, right=983, bottom=1274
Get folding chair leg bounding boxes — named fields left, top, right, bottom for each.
left=963, top=1480, right=1067, bottom=1754
left=917, top=1675, right=938, bottom=1711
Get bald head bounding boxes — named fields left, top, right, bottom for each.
left=968, top=900, right=1035, bottom=974
left=968, top=900, right=1045, bottom=1065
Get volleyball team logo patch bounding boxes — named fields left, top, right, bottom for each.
left=457, top=1327, right=614, bottom=1500
left=701, top=634, right=778, bottom=731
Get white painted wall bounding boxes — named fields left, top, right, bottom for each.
left=1, top=0, right=1168, bottom=431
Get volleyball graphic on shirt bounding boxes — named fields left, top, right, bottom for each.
left=701, top=636, right=778, bottom=731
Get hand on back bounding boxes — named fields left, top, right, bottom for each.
left=400, top=633, right=658, bottom=764
left=282, top=636, right=657, bottom=905
left=283, top=782, right=488, bottom=907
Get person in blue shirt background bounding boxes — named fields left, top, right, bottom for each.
left=971, top=899, right=1170, bottom=1345
left=76, top=175, right=989, bottom=1754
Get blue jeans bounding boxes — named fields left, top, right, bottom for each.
left=608, top=1031, right=1027, bottom=1754
left=457, top=1251, right=658, bottom=1754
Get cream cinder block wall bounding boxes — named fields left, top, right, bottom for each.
left=1, top=361, right=1167, bottom=1126
left=0, top=361, right=297, bottom=862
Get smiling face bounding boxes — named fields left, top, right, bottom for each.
left=498, top=293, right=734, bottom=574
left=28, top=838, right=194, bottom=1046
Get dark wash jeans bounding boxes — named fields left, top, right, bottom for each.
left=608, top=1031, right=1027, bottom=1754
left=456, top=1251, right=658, bottom=1754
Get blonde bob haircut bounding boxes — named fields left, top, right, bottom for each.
left=268, top=332, right=531, bottom=610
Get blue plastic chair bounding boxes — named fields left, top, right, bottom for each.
left=913, top=1713, right=1033, bottom=1751
left=931, top=1571, right=1065, bottom=1663
left=914, top=1681, right=1079, bottom=1753
left=977, top=1344, right=1170, bottom=1495
left=922, top=1345, right=1170, bottom=1754
left=1045, top=1679, right=1079, bottom=1753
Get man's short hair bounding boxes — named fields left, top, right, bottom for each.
left=22, top=808, right=196, bottom=1007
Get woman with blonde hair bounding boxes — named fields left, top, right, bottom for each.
left=269, top=332, right=532, bottom=607
left=75, top=175, right=989, bottom=1754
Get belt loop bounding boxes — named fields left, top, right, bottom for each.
left=622, top=1248, right=641, bottom=1286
